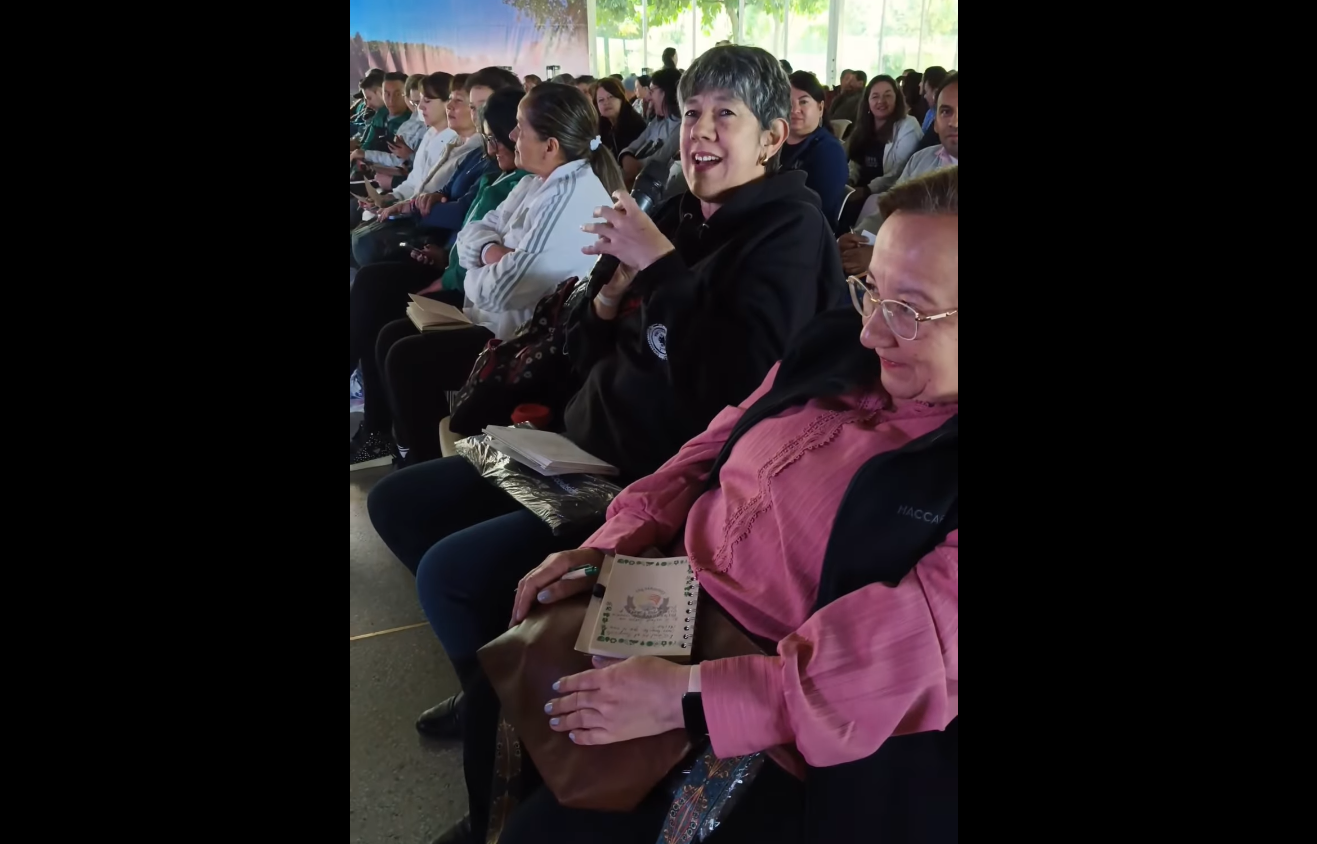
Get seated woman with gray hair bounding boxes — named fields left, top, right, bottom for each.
left=368, top=44, right=847, bottom=844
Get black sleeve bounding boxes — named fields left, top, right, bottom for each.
left=563, top=292, right=620, bottom=378
left=631, top=202, right=838, bottom=426
left=563, top=194, right=684, bottom=378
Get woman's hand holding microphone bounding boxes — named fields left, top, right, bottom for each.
left=581, top=191, right=675, bottom=318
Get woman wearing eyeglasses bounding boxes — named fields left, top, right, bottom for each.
left=349, top=88, right=530, bottom=469
left=500, top=168, right=958, bottom=844
left=351, top=83, right=618, bottom=468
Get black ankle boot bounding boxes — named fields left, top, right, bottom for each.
left=416, top=691, right=465, bottom=739
left=428, top=814, right=473, bottom=844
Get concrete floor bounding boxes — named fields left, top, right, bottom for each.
left=351, top=467, right=466, bottom=844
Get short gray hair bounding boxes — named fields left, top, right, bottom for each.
left=678, top=45, right=790, bottom=171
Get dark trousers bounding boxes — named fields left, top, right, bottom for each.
left=369, top=457, right=622, bottom=838
left=368, top=456, right=599, bottom=838
left=352, top=216, right=418, bottom=268
left=377, top=318, right=493, bottom=462
left=365, top=456, right=597, bottom=657
left=348, top=261, right=447, bottom=433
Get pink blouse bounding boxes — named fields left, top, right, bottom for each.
left=583, top=363, right=958, bottom=769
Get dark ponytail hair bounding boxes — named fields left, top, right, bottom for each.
left=522, top=82, right=625, bottom=196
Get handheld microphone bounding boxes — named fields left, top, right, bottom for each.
left=586, top=157, right=672, bottom=298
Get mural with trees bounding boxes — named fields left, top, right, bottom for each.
left=349, top=0, right=590, bottom=91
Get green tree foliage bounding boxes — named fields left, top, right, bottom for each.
left=503, top=0, right=587, bottom=30
left=506, top=1, right=831, bottom=39
left=622, top=0, right=829, bottom=34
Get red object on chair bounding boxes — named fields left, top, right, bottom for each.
left=511, top=404, right=553, bottom=429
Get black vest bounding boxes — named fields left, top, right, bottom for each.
left=709, top=308, right=958, bottom=843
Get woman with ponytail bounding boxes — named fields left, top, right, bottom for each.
left=453, top=82, right=618, bottom=340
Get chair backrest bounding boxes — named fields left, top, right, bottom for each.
left=439, top=416, right=460, bottom=458
left=829, top=118, right=852, bottom=138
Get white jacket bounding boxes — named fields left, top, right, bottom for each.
left=847, top=115, right=923, bottom=195
left=418, top=134, right=485, bottom=199
left=456, top=159, right=611, bottom=341
left=390, top=127, right=457, bottom=201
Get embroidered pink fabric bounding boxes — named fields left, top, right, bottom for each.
left=583, top=363, right=959, bottom=768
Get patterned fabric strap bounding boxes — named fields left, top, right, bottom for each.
left=480, top=722, right=764, bottom=844
left=485, top=718, right=525, bottom=844
left=656, top=748, right=766, bottom=844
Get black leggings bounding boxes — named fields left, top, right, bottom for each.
left=376, top=319, right=494, bottom=462
left=348, top=261, right=456, bottom=433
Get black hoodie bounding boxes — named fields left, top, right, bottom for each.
left=561, top=169, right=846, bottom=482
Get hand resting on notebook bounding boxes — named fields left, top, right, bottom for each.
left=544, top=654, right=694, bottom=746
left=510, top=548, right=604, bottom=627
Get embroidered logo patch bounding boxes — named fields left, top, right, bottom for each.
left=647, top=324, right=668, bottom=360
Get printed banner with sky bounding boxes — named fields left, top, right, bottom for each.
left=350, top=0, right=590, bottom=90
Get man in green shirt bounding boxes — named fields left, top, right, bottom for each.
left=349, top=68, right=385, bottom=137
left=351, top=72, right=411, bottom=179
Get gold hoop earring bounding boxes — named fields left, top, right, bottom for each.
left=757, top=153, right=767, bottom=166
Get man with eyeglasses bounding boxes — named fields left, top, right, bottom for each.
left=837, top=73, right=957, bottom=276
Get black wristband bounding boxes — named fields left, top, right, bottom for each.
left=682, top=692, right=708, bottom=739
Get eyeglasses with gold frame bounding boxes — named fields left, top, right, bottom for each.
left=845, top=274, right=958, bottom=342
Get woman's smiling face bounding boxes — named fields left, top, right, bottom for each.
left=868, top=81, right=897, bottom=122
left=684, top=89, right=769, bottom=202
left=859, top=212, right=959, bottom=403
left=680, top=88, right=783, bottom=204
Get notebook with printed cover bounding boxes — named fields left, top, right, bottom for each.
left=573, top=554, right=700, bottom=662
